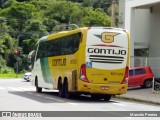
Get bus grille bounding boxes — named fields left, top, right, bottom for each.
left=89, top=55, right=124, bottom=64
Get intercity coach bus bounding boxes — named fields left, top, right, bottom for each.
left=31, top=27, right=130, bottom=101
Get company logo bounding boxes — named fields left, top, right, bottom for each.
left=87, top=48, right=127, bottom=55
left=95, top=32, right=119, bottom=43
left=52, top=58, right=66, bottom=66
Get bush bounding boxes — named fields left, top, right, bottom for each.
left=1, top=67, right=14, bottom=74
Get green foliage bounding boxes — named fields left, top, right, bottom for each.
left=0, top=0, right=112, bottom=73
left=0, top=33, right=17, bottom=62
left=0, top=73, right=24, bottom=78
left=0, top=67, right=14, bottom=74
left=0, top=56, right=6, bottom=73
left=2, top=0, right=17, bottom=8
left=25, top=20, right=48, bottom=36
left=0, top=2, right=40, bottom=32
left=46, top=1, right=79, bottom=23
left=82, top=7, right=111, bottom=26
left=0, top=17, right=9, bottom=35
left=7, top=2, right=38, bottom=20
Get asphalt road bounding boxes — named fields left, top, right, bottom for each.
left=0, top=78, right=160, bottom=120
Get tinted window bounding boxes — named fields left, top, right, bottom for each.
left=37, top=42, right=47, bottom=58
left=135, top=68, right=146, bottom=75
left=37, top=32, right=81, bottom=58
left=129, top=70, right=133, bottom=76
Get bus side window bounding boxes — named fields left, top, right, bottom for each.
left=73, top=33, right=81, bottom=52
left=36, top=44, right=41, bottom=59
left=61, top=38, right=67, bottom=55
left=48, top=32, right=82, bottom=56
left=37, top=42, right=47, bottom=58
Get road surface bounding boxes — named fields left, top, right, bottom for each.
left=0, top=79, right=160, bottom=120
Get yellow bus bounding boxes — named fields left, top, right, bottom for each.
left=31, top=27, right=130, bottom=101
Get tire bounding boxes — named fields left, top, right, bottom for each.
left=103, top=95, right=112, bottom=101
left=91, top=94, right=101, bottom=100
left=143, top=80, right=152, bottom=88
left=35, top=79, right=42, bottom=93
left=64, top=80, right=72, bottom=99
left=58, top=81, right=65, bottom=98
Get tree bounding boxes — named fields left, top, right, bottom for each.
left=25, top=20, right=48, bottom=36
left=82, top=7, right=111, bottom=26
left=0, top=2, right=40, bottom=32
left=0, top=17, right=9, bottom=35
left=45, top=1, right=111, bottom=30
left=1, top=0, right=17, bottom=8
left=0, top=33, right=17, bottom=68
left=0, top=56, right=6, bottom=73
left=0, top=0, right=112, bottom=73
left=22, top=19, right=48, bottom=53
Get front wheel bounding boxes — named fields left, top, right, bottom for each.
left=143, top=80, right=152, bottom=88
left=64, top=81, right=72, bottom=99
left=35, top=79, right=42, bottom=93
left=36, top=85, right=42, bottom=93
left=58, top=82, right=65, bottom=98
left=91, top=94, right=101, bottom=100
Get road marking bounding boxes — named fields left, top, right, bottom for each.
left=42, top=96, right=64, bottom=102
left=2, top=86, right=76, bottom=103
left=112, top=103, right=126, bottom=107
left=27, top=92, right=34, bottom=95
left=7, top=87, right=22, bottom=91
left=1, top=86, right=35, bottom=91
left=17, top=87, right=35, bottom=91
left=44, top=96, right=56, bottom=99
left=67, top=102, right=78, bottom=105
left=34, top=94, right=43, bottom=97
left=0, top=87, right=5, bottom=89
left=28, top=92, right=65, bottom=102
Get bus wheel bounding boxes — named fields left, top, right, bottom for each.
left=58, top=81, right=65, bottom=98
left=103, top=95, right=112, bottom=101
left=64, top=80, right=72, bottom=99
left=91, top=94, right=101, bottom=100
left=35, top=79, right=42, bottom=93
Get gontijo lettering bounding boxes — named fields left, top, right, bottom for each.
left=88, top=48, right=127, bottom=55
left=52, top=58, right=66, bottom=66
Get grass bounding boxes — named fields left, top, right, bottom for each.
left=0, top=73, right=24, bottom=78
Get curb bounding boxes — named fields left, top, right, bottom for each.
left=114, top=95, right=160, bottom=106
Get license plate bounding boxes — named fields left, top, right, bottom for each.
left=101, top=86, right=109, bottom=90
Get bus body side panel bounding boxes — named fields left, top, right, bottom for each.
left=31, top=59, right=43, bottom=87
left=31, top=37, right=54, bottom=89
left=47, top=29, right=84, bottom=91
left=31, top=58, right=53, bottom=88
left=48, top=53, right=80, bottom=91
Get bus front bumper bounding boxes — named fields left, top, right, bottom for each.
left=78, top=81, right=128, bottom=95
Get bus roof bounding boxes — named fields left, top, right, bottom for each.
left=89, top=27, right=126, bottom=31
left=37, top=27, right=128, bottom=44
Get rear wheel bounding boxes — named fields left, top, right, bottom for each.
left=91, top=94, right=101, bottom=100
left=64, top=80, right=72, bottom=99
left=103, top=95, right=112, bottom=101
left=35, top=78, right=42, bottom=93
left=143, top=80, right=152, bottom=88
left=58, top=81, right=65, bottom=98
